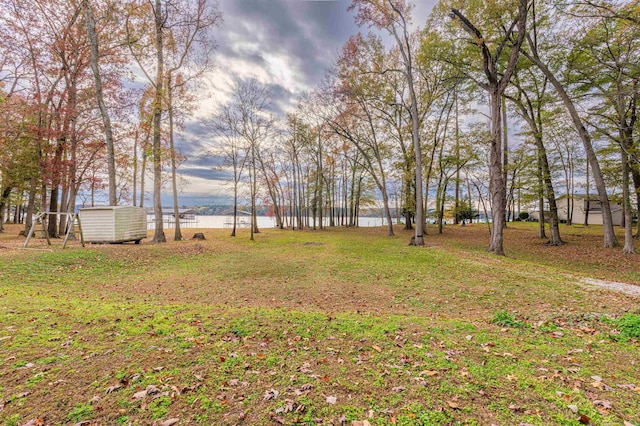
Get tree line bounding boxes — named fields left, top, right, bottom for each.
left=0, top=0, right=220, bottom=242
left=1, top=0, right=638, bottom=255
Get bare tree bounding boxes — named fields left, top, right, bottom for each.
left=202, top=105, right=247, bottom=237
left=163, top=0, right=220, bottom=240
left=349, top=0, right=425, bottom=245
left=126, top=0, right=167, bottom=242
left=82, top=0, right=117, bottom=206
left=216, top=79, right=274, bottom=241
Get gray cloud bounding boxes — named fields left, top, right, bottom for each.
left=179, top=166, right=232, bottom=181
left=174, top=0, right=437, bottom=206
left=215, top=0, right=358, bottom=93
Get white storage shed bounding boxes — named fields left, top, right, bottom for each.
left=79, top=206, right=147, bottom=244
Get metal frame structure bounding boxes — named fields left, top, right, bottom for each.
left=23, top=212, right=85, bottom=249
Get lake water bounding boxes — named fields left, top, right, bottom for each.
left=149, top=215, right=388, bottom=229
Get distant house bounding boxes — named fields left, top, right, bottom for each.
left=556, top=194, right=623, bottom=226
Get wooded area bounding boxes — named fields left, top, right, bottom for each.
left=1, top=0, right=639, bottom=255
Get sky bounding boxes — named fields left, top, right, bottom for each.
left=168, top=0, right=438, bottom=207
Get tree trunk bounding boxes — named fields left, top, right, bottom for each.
left=231, top=178, right=238, bottom=237
left=292, top=149, right=299, bottom=230
left=454, top=92, right=460, bottom=225
left=538, top=139, right=563, bottom=246
left=537, top=152, right=546, bottom=239
left=622, top=146, right=635, bottom=254
left=508, top=89, right=563, bottom=245
left=58, top=179, right=69, bottom=236
left=24, top=179, right=36, bottom=236
left=47, top=186, right=59, bottom=238
left=83, top=0, right=117, bottom=206
left=250, top=146, right=258, bottom=240
left=317, top=134, right=324, bottom=230
left=133, top=129, right=138, bottom=206
left=140, top=136, right=148, bottom=208
left=152, top=0, right=166, bottom=243
left=488, top=89, right=506, bottom=255
left=584, top=160, right=589, bottom=226
left=450, top=1, right=527, bottom=255
left=629, top=162, right=640, bottom=238
left=390, top=25, right=423, bottom=245
left=0, top=187, right=11, bottom=233
left=502, top=97, right=509, bottom=227
left=522, top=47, right=617, bottom=247
left=167, top=74, right=182, bottom=241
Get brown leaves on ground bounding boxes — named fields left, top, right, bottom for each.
left=1, top=225, right=639, bottom=425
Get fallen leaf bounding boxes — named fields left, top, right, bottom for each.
left=593, top=400, right=612, bottom=409
left=263, top=389, right=279, bottom=401
left=326, top=395, right=337, bottom=404
left=298, top=363, right=313, bottom=374
left=20, top=419, right=45, bottom=426
left=447, top=401, right=459, bottom=409
left=133, top=390, right=147, bottom=400
left=391, top=386, right=405, bottom=392
left=106, top=384, right=123, bottom=394
left=578, top=414, right=591, bottom=424
left=145, top=385, right=160, bottom=395
left=617, top=384, right=637, bottom=390
left=567, top=405, right=578, bottom=414
left=372, top=345, right=382, bottom=353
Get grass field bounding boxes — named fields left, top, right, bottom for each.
left=0, top=222, right=638, bottom=425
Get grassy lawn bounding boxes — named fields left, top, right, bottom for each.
left=0, top=222, right=638, bottom=425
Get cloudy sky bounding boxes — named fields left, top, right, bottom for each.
left=170, top=0, right=437, bottom=207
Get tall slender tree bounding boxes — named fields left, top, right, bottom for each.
left=349, top=0, right=425, bottom=245
left=448, top=0, right=528, bottom=255
left=82, top=0, right=117, bottom=206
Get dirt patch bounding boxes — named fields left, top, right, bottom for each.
left=428, top=222, right=639, bottom=284
left=581, top=277, right=640, bottom=297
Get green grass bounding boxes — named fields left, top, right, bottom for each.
left=0, top=225, right=638, bottom=425
left=67, top=403, right=93, bottom=422
left=492, top=311, right=528, bottom=328
left=617, top=313, right=640, bottom=340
